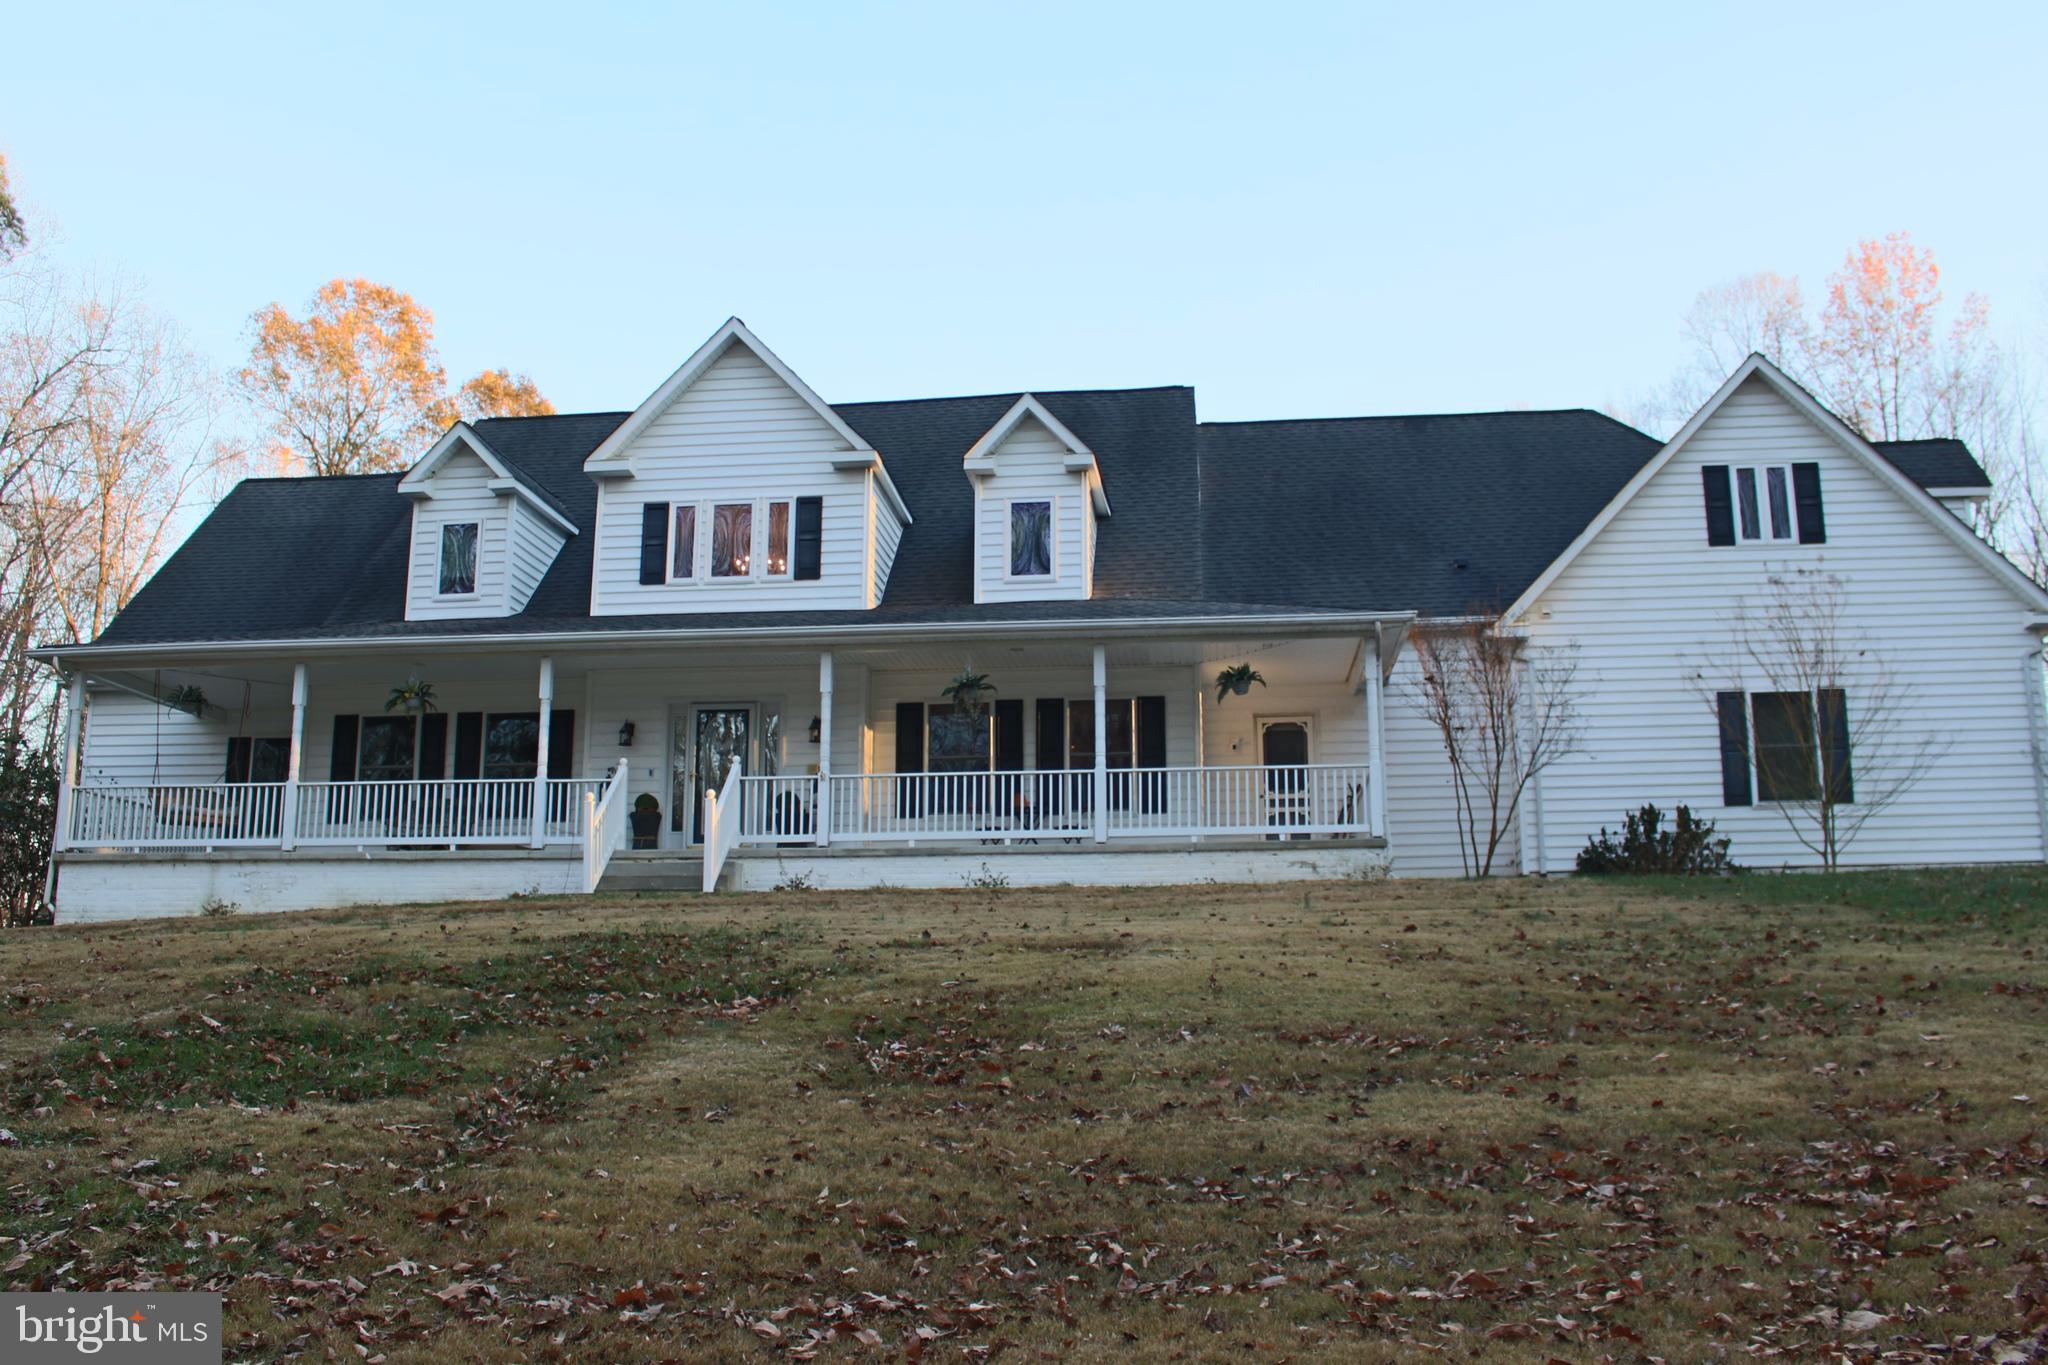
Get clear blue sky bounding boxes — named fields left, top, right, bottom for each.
left=5, top=1, right=2042, bottom=426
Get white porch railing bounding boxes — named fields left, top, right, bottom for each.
left=737, top=764, right=1375, bottom=846
left=66, top=778, right=607, bottom=850
left=582, top=761, right=630, bottom=891
left=700, top=762, right=744, bottom=892
left=69, top=782, right=288, bottom=848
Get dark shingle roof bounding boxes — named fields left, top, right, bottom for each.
left=1872, top=438, right=1991, bottom=490
left=1198, top=411, right=1661, bottom=617
left=77, top=385, right=1990, bottom=651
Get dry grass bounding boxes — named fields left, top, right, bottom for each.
left=3, top=870, right=2046, bottom=1361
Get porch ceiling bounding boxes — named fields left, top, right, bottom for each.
left=837, top=635, right=1363, bottom=681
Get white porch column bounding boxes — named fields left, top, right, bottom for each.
left=1092, top=645, right=1108, bottom=843
left=531, top=656, right=554, bottom=848
left=42, top=673, right=83, bottom=912
left=816, top=650, right=833, bottom=847
left=1364, top=633, right=1387, bottom=837
left=280, top=663, right=307, bottom=850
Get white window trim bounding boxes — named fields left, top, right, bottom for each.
left=1002, top=496, right=1058, bottom=581
left=664, top=497, right=804, bottom=586
left=1732, top=464, right=1798, bottom=545
left=433, top=520, right=481, bottom=599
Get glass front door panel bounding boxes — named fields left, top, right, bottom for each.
left=692, top=708, right=751, bottom=842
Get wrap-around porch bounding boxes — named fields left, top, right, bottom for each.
left=50, top=628, right=1398, bottom=896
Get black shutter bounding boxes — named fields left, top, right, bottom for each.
left=1792, top=462, right=1826, bottom=544
left=418, top=712, right=449, bottom=781
left=1034, top=697, right=1067, bottom=815
left=1716, top=691, right=1752, bottom=807
left=993, top=699, right=1024, bottom=770
left=453, top=712, right=483, bottom=779
left=1702, top=465, right=1736, bottom=546
left=1819, top=688, right=1853, bottom=804
left=329, top=715, right=358, bottom=782
left=1135, top=695, right=1167, bottom=814
left=794, top=496, right=823, bottom=580
left=548, top=710, right=575, bottom=775
left=639, top=502, right=670, bottom=585
left=225, top=737, right=252, bottom=784
left=894, top=701, right=924, bottom=817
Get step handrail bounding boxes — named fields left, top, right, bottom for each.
left=583, top=757, right=631, bottom=892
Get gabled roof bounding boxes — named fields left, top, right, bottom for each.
left=47, top=356, right=2015, bottom=657
left=580, top=317, right=910, bottom=523
left=398, top=422, right=579, bottom=534
left=1871, top=438, right=1992, bottom=492
left=961, top=394, right=1112, bottom=515
left=1500, top=354, right=2048, bottom=623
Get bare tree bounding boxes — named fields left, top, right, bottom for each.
left=1407, top=616, right=1584, bottom=876
left=1692, top=567, right=1945, bottom=868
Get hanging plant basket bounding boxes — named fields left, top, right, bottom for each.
left=1214, top=664, right=1266, bottom=703
left=940, top=669, right=996, bottom=715
left=163, top=684, right=207, bottom=718
left=386, top=675, right=438, bottom=715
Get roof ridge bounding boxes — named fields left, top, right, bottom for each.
left=1200, top=406, right=1627, bottom=428
left=836, top=384, right=1193, bottom=409
left=231, top=471, right=406, bottom=486
left=474, top=410, right=634, bottom=423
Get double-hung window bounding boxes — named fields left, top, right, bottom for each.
left=1733, top=465, right=1797, bottom=543
left=357, top=717, right=417, bottom=782
left=482, top=713, right=541, bottom=780
left=1716, top=687, right=1854, bottom=806
left=1008, top=499, right=1054, bottom=577
left=763, top=499, right=793, bottom=578
left=438, top=522, right=478, bottom=595
left=662, top=497, right=805, bottom=583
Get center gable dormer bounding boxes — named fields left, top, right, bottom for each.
left=965, top=395, right=1110, bottom=603
left=583, top=318, right=911, bottom=615
left=399, top=423, right=576, bottom=620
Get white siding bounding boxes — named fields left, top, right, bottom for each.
left=872, top=481, right=905, bottom=604
left=591, top=343, right=871, bottom=615
left=1522, top=376, right=2047, bottom=870
left=1378, top=652, right=1516, bottom=878
left=80, top=690, right=290, bottom=786
left=973, top=416, right=1091, bottom=603
left=406, top=448, right=512, bottom=620
left=505, top=499, right=567, bottom=612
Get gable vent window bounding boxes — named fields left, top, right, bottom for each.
left=438, top=522, right=478, bottom=595
left=1008, top=499, right=1053, bottom=577
left=711, top=502, right=752, bottom=577
left=1704, top=463, right=1825, bottom=547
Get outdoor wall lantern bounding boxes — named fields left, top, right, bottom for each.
left=808, top=715, right=822, bottom=744
left=618, top=720, right=636, bottom=747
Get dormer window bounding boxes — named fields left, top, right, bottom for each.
left=671, top=506, right=697, bottom=580
left=438, top=523, right=478, bottom=595
left=764, top=500, right=792, bottom=578
left=1008, top=499, right=1053, bottom=577
left=711, top=503, right=752, bottom=577
left=1735, top=465, right=1795, bottom=543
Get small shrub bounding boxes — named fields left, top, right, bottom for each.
left=198, top=895, right=240, bottom=918
left=965, top=864, right=1011, bottom=891
left=1576, top=803, right=1734, bottom=876
left=774, top=870, right=817, bottom=892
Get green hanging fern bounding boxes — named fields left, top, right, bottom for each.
left=940, top=669, right=996, bottom=714
left=1214, top=664, right=1266, bottom=703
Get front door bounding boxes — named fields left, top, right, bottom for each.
left=1259, top=717, right=1312, bottom=837
left=679, top=706, right=751, bottom=845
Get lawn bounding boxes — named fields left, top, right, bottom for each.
left=3, top=871, right=2046, bottom=1361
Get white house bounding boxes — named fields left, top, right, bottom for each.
left=32, top=320, right=2048, bottom=920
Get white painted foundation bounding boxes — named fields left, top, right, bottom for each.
left=53, top=851, right=584, bottom=923
left=724, top=840, right=1391, bottom=891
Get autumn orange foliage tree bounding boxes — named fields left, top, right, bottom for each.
left=237, top=279, right=551, bottom=476
left=1650, top=234, right=2017, bottom=542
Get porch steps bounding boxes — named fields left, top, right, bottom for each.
left=595, top=853, right=708, bottom=896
